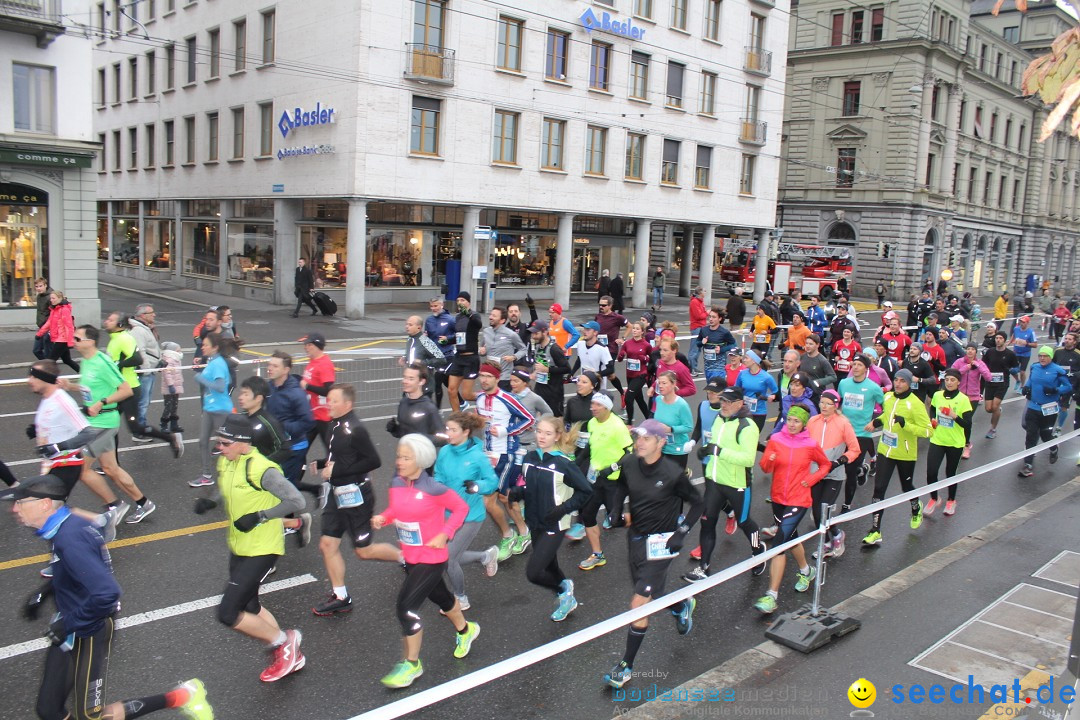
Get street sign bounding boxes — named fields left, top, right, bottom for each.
left=474, top=226, right=493, bottom=241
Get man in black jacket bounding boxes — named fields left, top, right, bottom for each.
left=387, top=364, right=445, bottom=445
left=526, top=320, right=572, bottom=417
left=33, top=277, right=53, bottom=359
left=312, top=384, right=400, bottom=617
left=291, top=258, right=319, bottom=318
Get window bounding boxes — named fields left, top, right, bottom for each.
left=112, top=129, right=121, bottom=170
left=661, top=138, right=680, bottom=184
left=259, top=102, right=273, bottom=156
left=590, top=41, right=612, bottom=91
left=974, top=106, right=984, bottom=139
left=744, top=84, right=761, bottom=122
left=164, top=119, right=175, bottom=165
left=871, top=8, right=884, bottom=41
left=625, top=133, right=645, bottom=180
left=541, top=117, right=565, bottom=169
left=630, top=51, right=649, bottom=100
left=146, top=50, right=156, bottom=94
left=989, top=113, right=998, bottom=143
left=831, top=13, right=844, bottom=45
left=207, top=112, right=219, bottom=162
left=931, top=86, right=940, bottom=121
left=231, top=107, right=244, bottom=159
left=410, top=96, right=441, bottom=155
left=545, top=29, right=569, bottom=81
left=740, top=153, right=756, bottom=194
left=1018, top=123, right=1026, bottom=150
left=850, top=11, right=864, bottom=43
left=492, top=110, right=519, bottom=164
left=979, top=44, right=987, bottom=72
left=97, top=68, right=106, bottom=106
left=497, top=16, right=523, bottom=71
left=185, top=36, right=197, bottom=84
left=958, top=99, right=967, bottom=131
left=837, top=148, right=856, bottom=187
left=112, top=63, right=121, bottom=103
left=413, top=0, right=445, bottom=48
left=1004, top=118, right=1013, bottom=148
left=699, top=71, right=716, bottom=115
left=704, top=0, right=722, bottom=41
left=749, top=14, right=765, bottom=51
left=924, top=152, right=935, bottom=187
left=261, top=9, right=275, bottom=64
left=983, top=171, right=993, bottom=204
left=1012, top=178, right=1021, bottom=210
left=129, top=127, right=138, bottom=169
left=111, top=0, right=120, bottom=32
left=234, top=20, right=247, bottom=72
left=695, top=145, right=712, bottom=188
left=671, top=0, right=687, bottom=30
left=96, top=3, right=105, bottom=34
left=634, top=0, right=653, bottom=19
left=585, top=126, right=607, bottom=175
left=128, top=57, right=138, bottom=99
left=165, top=44, right=175, bottom=90
left=967, top=167, right=977, bottom=202
left=146, top=0, right=155, bottom=20
left=995, top=52, right=1002, bottom=80
left=952, top=163, right=960, bottom=194
left=208, top=27, right=220, bottom=79
left=12, top=64, right=55, bottom=134
left=1003, top=26, right=1019, bottom=43
left=98, top=133, right=106, bottom=171
left=666, top=61, right=685, bottom=108
left=145, top=123, right=155, bottom=167
left=842, top=81, right=860, bottom=116
left=998, top=175, right=1007, bottom=207
left=183, top=116, right=196, bottom=164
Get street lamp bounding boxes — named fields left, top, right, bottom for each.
left=941, top=268, right=954, bottom=282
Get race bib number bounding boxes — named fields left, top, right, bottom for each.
left=599, top=336, right=608, bottom=346
left=704, top=349, right=717, bottom=361
left=755, top=334, right=766, bottom=343
left=456, top=332, right=466, bottom=345
left=938, top=371, right=946, bottom=382
left=990, top=372, right=1004, bottom=383
left=937, top=414, right=955, bottom=428
left=79, top=385, right=93, bottom=406
left=843, top=393, right=864, bottom=411
left=666, top=434, right=675, bottom=446
left=395, top=520, right=423, bottom=546
left=646, top=533, right=679, bottom=561
left=626, top=359, right=641, bottom=372
left=536, top=372, right=548, bottom=384
left=911, top=380, right=920, bottom=389
left=837, top=360, right=851, bottom=372
left=703, top=430, right=712, bottom=443
left=746, top=397, right=759, bottom=413
left=576, top=431, right=590, bottom=449
left=333, top=483, right=364, bottom=509
left=882, top=431, right=899, bottom=448
left=587, top=468, right=598, bottom=484
left=1042, top=402, right=1060, bottom=417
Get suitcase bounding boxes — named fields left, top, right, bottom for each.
left=312, top=291, right=337, bottom=316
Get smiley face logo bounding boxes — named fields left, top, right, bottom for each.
left=848, top=678, right=876, bottom=709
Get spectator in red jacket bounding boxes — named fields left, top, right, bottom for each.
left=687, top=286, right=708, bottom=374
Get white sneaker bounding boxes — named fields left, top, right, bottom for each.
left=482, top=546, right=499, bottom=577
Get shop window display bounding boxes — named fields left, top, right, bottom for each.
left=182, top=221, right=220, bottom=277
left=493, top=235, right=555, bottom=285
left=1, top=192, right=48, bottom=308
left=227, top=223, right=274, bottom=284
left=299, top=226, right=348, bottom=286
left=112, top=217, right=139, bottom=265
left=144, top=220, right=174, bottom=270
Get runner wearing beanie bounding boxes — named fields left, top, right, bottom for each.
left=924, top=368, right=972, bottom=517
left=806, top=389, right=859, bottom=559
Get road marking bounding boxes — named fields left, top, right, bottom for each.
left=0, top=520, right=228, bottom=571
left=0, top=573, right=317, bottom=661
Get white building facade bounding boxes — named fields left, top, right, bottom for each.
left=93, top=0, right=788, bottom=316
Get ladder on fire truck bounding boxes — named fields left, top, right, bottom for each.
left=721, top=237, right=853, bottom=260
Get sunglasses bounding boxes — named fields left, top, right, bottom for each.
left=215, top=439, right=236, bottom=447
left=599, top=304, right=610, bottom=308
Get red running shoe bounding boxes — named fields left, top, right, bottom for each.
left=260, top=629, right=306, bottom=682
left=689, top=545, right=702, bottom=561
left=725, top=515, right=737, bottom=535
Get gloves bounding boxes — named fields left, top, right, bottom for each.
left=894, top=416, right=906, bottom=428
left=233, top=512, right=264, bottom=533
left=193, top=497, right=218, bottom=515
left=35, top=443, right=62, bottom=459
left=23, top=582, right=52, bottom=621
left=25, top=424, right=36, bottom=440
left=696, top=444, right=709, bottom=460
left=931, top=419, right=938, bottom=429
left=665, top=528, right=689, bottom=553
left=464, top=481, right=481, bottom=495
left=385, top=417, right=400, bottom=435
left=525, top=294, right=535, bottom=308
left=44, top=617, right=67, bottom=645
left=1021, top=386, right=1031, bottom=398
left=835, top=454, right=850, bottom=465
left=606, top=510, right=625, bottom=528
left=682, top=440, right=696, bottom=454
left=507, top=486, right=525, bottom=503
left=544, top=504, right=566, bottom=524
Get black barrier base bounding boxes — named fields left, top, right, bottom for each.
left=764, top=603, right=861, bottom=653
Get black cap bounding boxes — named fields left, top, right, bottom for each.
left=457, top=291, right=471, bottom=302
left=704, top=378, right=726, bottom=394
left=0, top=474, right=69, bottom=501
left=718, top=387, right=744, bottom=402
left=527, top=319, right=549, bottom=333
left=300, top=332, right=326, bottom=350
left=217, top=415, right=255, bottom=443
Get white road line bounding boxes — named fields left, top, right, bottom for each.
left=973, top=619, right=1072, bottom=649
left=0, top=573, right=317, bottom=661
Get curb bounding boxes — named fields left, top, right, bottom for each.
left=619, top=475, right=1080, bottom=719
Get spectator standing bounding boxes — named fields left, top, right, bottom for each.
left=128, top=303, right=163, bottom=432
left=33, top=277, right=53, bottom=359
left=726, top=289, right=747, bottom=330
left=596, top=269, right=611, bottom=303
left=292, top=258, right=319, bottom=317
left=608, top=273, right=626, bottom=314
left=688, top=287, right=708, bottom=374
left=651, top=266, right=666, bottom=309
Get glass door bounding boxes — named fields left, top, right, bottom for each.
left=573, top=247, right=600, bottom=291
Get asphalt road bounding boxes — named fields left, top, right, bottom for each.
left=0, top=292, right=1073, bottom=720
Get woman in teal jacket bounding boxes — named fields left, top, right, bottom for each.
left=435, top=412, right=501, bottom=610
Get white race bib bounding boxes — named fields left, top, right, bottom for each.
left=333, top=483, right=364, bottom=508
left=626, top=359, right=641, bottom=372
left=746, top=397, right=759, bottom=413
left=843, top=393, right=864, bottom=411
left=599, top=335, right=608, bottom=346
left=646, top=532, right=679, bottom=560
left=395, top=520, right=423, bottom=546
left=536, top=372, right=548, bottom=384
left=937, top=414, right=955, bottom=428
left=755, top=333, right=766, bottom=343
left=456, top=332, right=466, bottom=345
left=882, top=431, right=898, bottom=448
left=990, top=372, right=1004, bottom=383
left=1042, top=402, right=1060, bottom=417
left=704, top=349, right=717, bottom=361
left=576, top=431, right=590, bottom=449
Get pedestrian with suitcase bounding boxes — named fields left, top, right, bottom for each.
left=291, top=258, right=319, bottom=318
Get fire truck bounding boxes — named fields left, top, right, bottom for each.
left=719, top=238, right=854, bottom=298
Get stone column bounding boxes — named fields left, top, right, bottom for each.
left=940, top=84, right=961, bottom=195
left=274, top=199, right=301, bottom=305
left=915, top=76, right=934, bottom=191
left=679, top=225, right=694, bottom=296
left=753, top=228, right=770, bottom=303
left=632, top=219, right=651, bottom=309
left=554, top=212, right=574, bottom=310
left=345, top=198, right=368, bottom=319
left=699, top=224, right=716, bottom=306
left=460, top=206, right=480, bottom=301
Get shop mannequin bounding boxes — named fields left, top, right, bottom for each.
left=14, top=231, right=35, bottom=303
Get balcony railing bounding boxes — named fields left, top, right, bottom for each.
left=739, top=119, right=767, bottom=145
left=744, top=47, right=772, bottom=76
left=404, top=43, right=455, bottom=85
left=0, top=0, right=64, bottom=46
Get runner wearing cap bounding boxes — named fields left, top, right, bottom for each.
left=446, top=292, right=484, bottom=413
left=547, top=303, right=581, bottom=355
left=577, top=393, right=633, bottom=571
left=7, top=475, right=215, bottom=719
left=981, top=332, right=1020, bottom=439
left=602, top=418, right=703, bottom=689
left=924, top=368, right=972, bottom=517
left=525, top=319, right=572, bottom=417
left=837, top=354, right=886, bottom=512
left=950, top=345, right=991, bottom=457
left=651, top=371, right=695, bottom=471
left=981, top=322, right=999, bottom=351
left=476, top=363, right=536, bottom=560
left=735, top=350, right=778, bottom=431
left=806, top=389, right=859, bottom=558
left=862, top=368, right=933, bottom=546
left=617, top=322, right=653, bottom=424
left=1018, top=346, right=1072, bottom=477
left=686, top=386, right=766, bottom=582
left=724, top=348, right=745, bottom=388
left=563, top=371, right=602, bottom=541
left=696, top=307, right=737, bottom=382
left=573, top=321, right=618, bottom=397
left=299, top=331, right=335, bottom=461
left=1010, top=315, right=1038, bottom=390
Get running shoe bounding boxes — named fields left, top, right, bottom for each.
left=760, top=525, right=778, bottom=540
left=260, top=630, right=304, bottom=682
left=482, top=546, right=499, bottom=577
left=944, top=500, right=957, bottom=516
left=460, top=401, right=472, bottom=412
left=171, top=432, right=185, bottom=459
left=125, top=500, right=156, bottom=524
left=40, top=564, right=53, bottom=578
left=910, top=503, right=923, bottom=529
left=861, top=530, right=883, bottom=546
left=857, top=462, right=870, bottom=487
left=1050, top=446, right=1059, bottom=464
left=794, top=566, right=817, bottom=593
left=602, top=515, right=612, bottom=530
left=830, top=531, right=846, bottom=558
left=312, top=593, right=352, bottom=616
left=565, top=523, right=586, bottom=542
left=99, top=509, right=119, bottom=543
left=188, top=475, right=215, bottom=488
left=924, top=498, right=939, bottom=516
left=751, top=542, right=769, bottom=576
left=604, top=661, right=633, bottom=689
left=112, top=500, right=131, bottom=524
left=674, top=597, right=696, bottom=635
left=578, top=552, right=607, bottom=571
left=682, top=566, right=708, bottom=583
left=317, top=482, right=331, bottom=511
left=620, top=391, right=627, bottom=409
left=496, top=535, right=515, bottom=562
left=510, top=533, right=531, bottom=555
left=131, top=434, right=153, bottom=443
left=985, top=428, right=997, bottom=439
left=455, top=594, right=470, bottom=611
left=753, top=595, right=778, bottom=614
left=1018, top=464, right=1034, bottom=478
left=176, top=678, right=214, bottom=720
left=551, top=591, right=578, bottom=622
left=1053, top=426, right=1062, bottom=438
left=725, top=515, right=737, bottom=535
left=689, top=545, right=702, bottom=561
left=380, top=660, right=423, bottom=689
left=962, top=444, right=972, bottom=460
left=453, top=622, right=480, bottom=659
left=811, top=538, right=834, bottom=560
left=295, top=513, right=312, bottom=549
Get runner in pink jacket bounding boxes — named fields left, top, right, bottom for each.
left=951, top=344, right=992, bottom=457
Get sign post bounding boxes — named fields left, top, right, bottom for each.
left=473, top=226, right=493, bottom=312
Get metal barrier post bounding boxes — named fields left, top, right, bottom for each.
left=809, top=502, right=830, bottom=617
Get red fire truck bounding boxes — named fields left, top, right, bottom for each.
left=719, top=239, right=854, bottom=298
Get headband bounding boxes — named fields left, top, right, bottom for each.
left=29, top=367, right=58, bottom=384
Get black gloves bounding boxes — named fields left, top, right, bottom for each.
left=697, top=443, right=718, bottom=460
left=464, top=481, right=481, bottom=495
left=894, top=416, right=906, bottom=428
left=544, top=504, right=566, bottom=524
left=525, top=294, right=535, bottom=308
left=23, top=582, right=52, bottom=621
left=835, top=454, right=850, bottom=465
left=1021, top=386, right=1031, bottom=398
left=35, top=444, right=62, bottom=459
left=193, top=497, right=218, bottom=515
left=25, top=424, right=36, bottom=440
left=44, top=617, right=67, bottom=645
left=233, top=512, right=264, bottom=533
left=385, top=417, right=400, bottom=435
left=665, top=528, right=689, bottom=553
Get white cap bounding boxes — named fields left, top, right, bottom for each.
left=590, top=392, right=613, bottom=410
left=950, top=315, right=965, bottom=323
left=883, top=301, right=893, bottom=308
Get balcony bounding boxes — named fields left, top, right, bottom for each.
left=744, top=47, right=772, bottom=76
left=739, top=119, right=767, bottom=145
left=0, top=0, right=64, bottom=47
left=404, top=43, right=455, bottom=86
